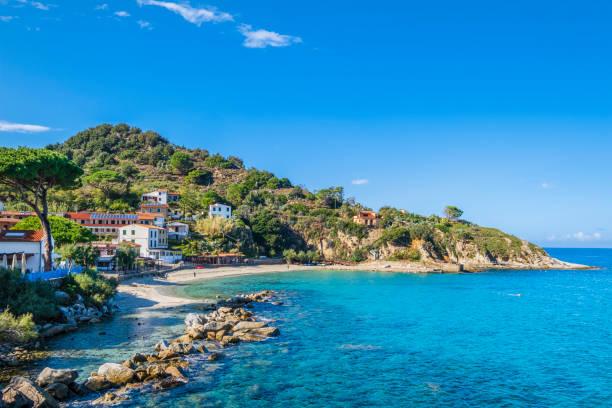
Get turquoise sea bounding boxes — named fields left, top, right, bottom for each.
left=41, top=248, right=611, bottom=407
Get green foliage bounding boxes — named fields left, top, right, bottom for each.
left=283, top=248, right=319, bottom=264
left=201, top=190, right=225, bottom=209
left=226, top=183, right=250, bottom=205
left=250, top=209, right=290, bottom=256
left=61, top=270, right=117, bottom=307
left=377, top=226, right=411, bottom=247
left=350, top=248, right=368, bottom=263
left=115, top=245, right=137, bottom=271
left=47, top=124, right=173, bottom=167
left=0, top=308, right=37, bottom=343
left=315, top=187, right=344, bottom=209
left=288, top=186, right=305, bottom=199
left=185, top=168, right=212, bottom=185
left=0, top=268, right=59, bottom=322
left=13, top=216, right=95, bottom=247
left=204, top=153, right=242, bottom=169
left=388, top=248, right=421, bottom=261
left=444, top=205, right=464, bottom=220
left=283, top=248, right=297, bottom=263
left=170, top=151, right=194, bottom=174
left=285, top=203, right=308, bottom=215
left=82, top=170, right=126, bottom=199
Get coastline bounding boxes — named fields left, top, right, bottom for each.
left=115, top=259, right=592, bottom=314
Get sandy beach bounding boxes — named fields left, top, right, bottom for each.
left=115, top=264, right=317, bottom=311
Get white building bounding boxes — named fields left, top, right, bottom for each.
left=167, top=222, right=189, bottom=240
left=0, top=230, right=53, bottom=273
left=141, top=189, right=180, bottom=205
left=209, top=203, right=232, bottom=219
left=117, top=224, right=181, bottom=263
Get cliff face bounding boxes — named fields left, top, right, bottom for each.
left=299, top=224, right=578, bottom=270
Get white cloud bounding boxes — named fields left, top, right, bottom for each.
left=352, top=179, right=369, bottom=185
left=136, top=0, right=233, bottom=25
left=15, top=0, right=50, bottom=10
left=0, top=120, right=51, bottom=133
left=0, top=16, right=17, bottom=22
left=540, top=182, right=552, bottom=189
left=547, top=232, right=602, bottom=242
left=137, top=20, right=152, bottom=29
left=238, top=24, right=302, bottom=48
left=95, top=4, right=108, bottom=10
left=31, top=1, right=49, bottom=10
left=115, top=11, right=130, bottom=17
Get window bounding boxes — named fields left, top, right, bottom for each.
left=131, top=230, right=135, bottom=235
left=123, top=230, right=126, bottom=235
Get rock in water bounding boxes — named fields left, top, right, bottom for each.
left=36, top=367, right=79, bottom=387
left=1, top=376, right=59, bottom=408
left=184, top=313, right=203, bottom=329
left=232, top=321, right=268, bottom=331
left=84, top=376, right=112, bottom=392
left=54, top=290, right=71, bottom=305
left=97, top=363, right=135, bottom=386
left=44, top=383, right=70, bottom=400
left=164, top=366, right=187, bottom=381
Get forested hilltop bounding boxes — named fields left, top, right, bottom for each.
left=3, top=123, right=571, bottom=269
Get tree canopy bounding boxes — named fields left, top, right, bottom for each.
left=170, top=151, right=193, bottom=174
left=13, top=216, right=95, bottom=247
left=82, top=169, right=126, bottom=199
left=0, top=147, right=83, bottom=270
left=444, top=206, right=464, bottom=220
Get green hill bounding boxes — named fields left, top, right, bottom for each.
left=2, top=123, right=568, bottom=269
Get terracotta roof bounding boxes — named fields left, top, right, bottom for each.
left=0, top=218, right=20, bottom=224
left=136, top=213, right=157, bottom=220
left=1, top=211, right=37, bottom=217
left=356, top=211, right=377, bottom=219
left=66, top=212, right=92, bottom=220
left=0, top=230, right=45, bottom=242
left=119, top=224, right=166, bottom=231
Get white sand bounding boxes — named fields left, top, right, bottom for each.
left=115, top=264, right=315, bottom=311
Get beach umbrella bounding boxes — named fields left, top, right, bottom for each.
left=1, top=254, right=6, bottom=269
left=12, top=253, right=17, bottom=271
left=21, top=253, right=27, bottom=274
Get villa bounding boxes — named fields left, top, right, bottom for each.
left=117, top=224, right=181, bottom=263
left=353, top=210, right=379, bottom=227
left=0, top=230, right=53, bottom=273
left=167, top=222, right=189, bottom=240
left=209, top=203, right=232, bottom=219
left=139, top=203, right=170, bottom=219
left=141, top=189, right=180, bottom=205
left=65, top=212, right=159, bottom=238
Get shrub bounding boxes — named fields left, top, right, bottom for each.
left=185, top=168, right=213, bottom=185
left=388, top=249, right=421, bottom=261
left=0, top=309, right=37, bottom=343
left=170, top=151, right=193, bottom=174
left=61, top=270, right=117, bottom=307
left=350, top=248, right=368, bottom=263
left=0, top=268, right=59, bottom=322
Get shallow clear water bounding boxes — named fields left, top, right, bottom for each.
left=40, top=249, right=612, bottom=407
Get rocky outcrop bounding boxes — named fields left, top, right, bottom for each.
left=1, top=376, right=59, bottom=408
left=5, top=290, right=282, bottom=407
left=36, top=367, right=78, bottom=387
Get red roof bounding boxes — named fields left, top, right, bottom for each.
left=66, top=212, right=92, bottom=220
left=357, top=211, right=377, bottom=219
left=0, top=230, right=45, bottom=242
left=1, top=211, right=37, bottom=217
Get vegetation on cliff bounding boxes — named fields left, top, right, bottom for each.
left=0, top=123, right=554, bottom=266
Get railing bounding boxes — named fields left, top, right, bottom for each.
left=25, top=266, right=83, bottom=281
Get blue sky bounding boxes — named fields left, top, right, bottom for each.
left=0, top=0, right=611, bottom=247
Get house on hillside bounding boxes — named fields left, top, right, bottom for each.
left=141, top=190, right=180, bottom=205
left=0, top=230, right=53, bottom=273
left=167, top=222, right=189, bottom=240
left=353, top=211, right=379, bottom=227
left=65, top=212, right=160, bottom=239
left=139, top=203, right=170, bottom=219
left=117, top=224, right=181, bottom=263
left=209, top=203, right=232, bottom=219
